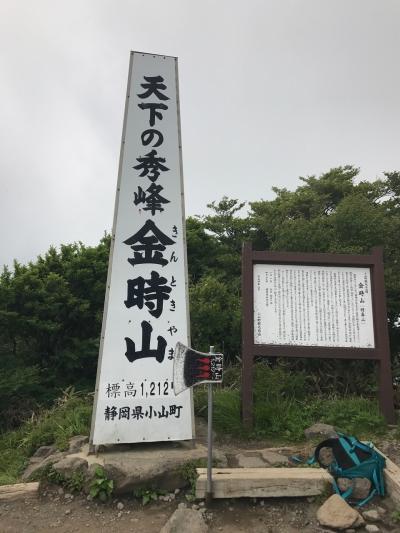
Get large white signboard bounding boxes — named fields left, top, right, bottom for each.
left=254, top=264, right=375, bottom=348
left=91, top=52, right=193, bottom=444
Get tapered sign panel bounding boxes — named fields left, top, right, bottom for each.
left=91, top=52, right=193, bottom=444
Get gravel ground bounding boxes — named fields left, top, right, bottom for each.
left=0, top=486, right=398, bottom=533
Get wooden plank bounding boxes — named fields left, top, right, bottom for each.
left=196, top=467, right=330, bottom=477
left=0, top=482, right=39, bottom=501
left=195, top=467, right=332, bottom=499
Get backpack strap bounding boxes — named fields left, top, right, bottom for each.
left=338, top=435, right=361, bottom=466
left=332, top=477, right=354, bottom=501
left=355, top=487, right=377, bottom=507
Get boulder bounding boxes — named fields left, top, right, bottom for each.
left=22, top=451, right=66, bottom=481
left=68, top=435, right=89, bottom=454
left=317, top=494, right=365, bottom=530
left=236, top=452, right=266, bottom=468
left=260, top=450, right=289, bottom=466
left=99, top=443, right=227, bottom=494
left=304, top=423, right=337, bottom=440
left=32, top=445, right=57, bottom=459
left=160, top=508, right=208, bottom=533
left=337, top=477, right=371, bottom=500
left=52, top=456, right=88, bottom=477
left=365, top=525, right=379, bottom=532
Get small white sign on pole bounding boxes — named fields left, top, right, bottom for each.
left=91, top=52, right=194, bottom=444
left=254, top=264, right=374, bottom=349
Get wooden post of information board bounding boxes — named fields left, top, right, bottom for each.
left=241, top=243, right=395, bottom=428
left=241, top=242, right=254, bottom=428
left=371, top=247, right=396, bottom=422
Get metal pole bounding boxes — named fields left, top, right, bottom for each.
left=206, top=345, right=215, bottom=504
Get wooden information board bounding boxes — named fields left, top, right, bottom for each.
left=241, top=244, right=395, bottom=425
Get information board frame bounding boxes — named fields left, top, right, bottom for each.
left=241, top=243, right=395, bottom=425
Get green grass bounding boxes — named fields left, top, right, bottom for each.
left=0, top=389, right=92, bottom=485
left=0, top=364, right=389, bottom=486
left=194, top=363, right=387, bottom=442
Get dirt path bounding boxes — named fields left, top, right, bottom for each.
left=2, top=434, right=400, bottom=532
left=0, top=486, right=398, bottom=533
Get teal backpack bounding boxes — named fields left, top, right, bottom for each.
left=311, top=432, right=386, bottom=507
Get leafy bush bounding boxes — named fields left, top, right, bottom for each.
left=133, top=487, right=165, bottom=505
left=178, top=458, right=220, bottom=499
left=0, top=389, right=92, bottom=485
left=0, top=361, right=44, bottom=430
left=0, top=237, right=110, bottom=428
left=33, top=463, right=65, bottom=485
left=89, top=466, right=113, bottom=502
left=18, top=388, right=92, bottom=454
left=194, top=363, right=387, bottom=442
left=189, top=275, right=241, bottom=362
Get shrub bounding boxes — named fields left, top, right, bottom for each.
left=89, top=466, right=113, bottom=502
left=0, top=389, right=92, bottom=485
left=194, top=362, right=387, bottom=442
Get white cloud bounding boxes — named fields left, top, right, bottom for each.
left=0, top=0, right=400, bottom=266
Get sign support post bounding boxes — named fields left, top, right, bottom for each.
left=206, top=345, right=215, bottom=504
left=173, top=342, right=223, bottom=503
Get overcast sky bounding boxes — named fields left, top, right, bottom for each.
left=1, top=0, right=399, bottom=268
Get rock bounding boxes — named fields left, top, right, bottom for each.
left=317, top=494, right=365, bottom=530
left=362, top=509, right=379, bottom=521
left=337, top=477, right=372, bottom=500
left=365, top=525, right=379, bottom=532
left=116, top=502, right=124, bottom=510
left=65, top=509, right=71, bottom=515
left=160, top=508, right=208, bottom=533
left=376, top=506, right=386, bottom=515
left=68, top=435, right=89, bottom=453
left=99, top=443, right=227, bottom=494
left=22, top=451, right=66, bottom=481
left=318, top=447, right=335, bottom=466
left=32, top=445, right=57, bottom=459
left=236, top=452, right=266, bottom=468
left=52, top=456, right=88, bottom=477
left=260, top=450, right=289, bottom=466
left=304, top=423, right=337, bottom=440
